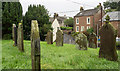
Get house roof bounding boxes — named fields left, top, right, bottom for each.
left=49, top=16, right=67, bottom=24
left=74, top=8, right=99, bottom=17
left=102, top=11, right=120, bottom=21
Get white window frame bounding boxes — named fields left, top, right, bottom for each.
left=81, top=26, right=84, bottom=32
left=76, top=26, right=79, bottom=32
left=87, top=26, right=90, bottom=30
left=87, top=17, right=90, bottom=24
left=76, top=18, right=79, bottom=24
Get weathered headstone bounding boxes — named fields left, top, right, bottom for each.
left=75, top=33, right=87, bottom=50
left=99, top=15, right=118, bottom=61
left=31, top=20, right=40, bottom=70
left=56, top=30, right=63, bottom=46
left=88, top=33, right=97, bottom=48
left=12, top=24, right=17, bottom=46
left=17, top=23, right=24, bottom=52
left=46, top=30, right=53, bottom=44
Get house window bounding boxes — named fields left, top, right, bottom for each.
left=81, top=26, right=84, bottom=32
left=76, top=18, right=79, bottom=24
left=87, top=26, right=91, bottom=30
left=87, top=17, right=90, bottom=24
left=76, top=26, right=79, bottom=32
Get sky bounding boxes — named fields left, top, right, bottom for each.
left=19, top=0, right=106, bottom=17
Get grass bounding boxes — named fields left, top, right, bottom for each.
left=2, top=40, right=120, bottom=69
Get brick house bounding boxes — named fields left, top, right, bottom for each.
left=102, top=11, right=120, bottom=37
left=74, top=7, right=105, bottom=33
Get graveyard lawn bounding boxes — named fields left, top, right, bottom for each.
left=2, top=40, right=120, bottom=69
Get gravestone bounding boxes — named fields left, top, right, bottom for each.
left=99, top=15, right=118, bottom=61
left=88, top=33, right=97, bottom=48
left=12, top=24, right=17, bottom=46
left=31, top=20, right=40, bottom=70
left=75, top=33, right=87, bottom=50
left=17, top=23, right=24, bottom=52
left=46, top=30, right=53, bottom=44
left=63, top=34, right=75, bottom=44
left=56, top=30, right=63, bottom=46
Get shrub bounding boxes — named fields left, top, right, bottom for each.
left=60, top=27, right=73, bottom=30
left=3, top=34, right=12, bottom=40
left=116, top=41, right=120, bottom=50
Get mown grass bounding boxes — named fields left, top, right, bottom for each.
left=2, top=40, right=120, bottom=69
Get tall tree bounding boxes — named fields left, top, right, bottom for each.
left=23, top=4, right=51, bottom=41
left=64, top=17, right=74, bottom=27
left=2, top=2, right=23, bottom=39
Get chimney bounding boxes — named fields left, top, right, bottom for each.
left=80, top=6, right=84, bottom=11
left=54, top=13, right=58, bottom=19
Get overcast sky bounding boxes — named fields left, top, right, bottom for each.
left=20, top=0, right=106, bottom=17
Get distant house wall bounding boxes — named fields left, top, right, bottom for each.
left=74, top=16, right=94, bottom=33
left=94, top=10, right=105, bottom=34
left=52, top=19, right=61, bottom=42
left=103, top=21, right=120, bottom=37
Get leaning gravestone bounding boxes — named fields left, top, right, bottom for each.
left=46, top=30, right=53, bottom=44
left=56, top=30, right=63, bottom=46
left=99, top=15, right=118, bottom=61
left=31, top=20, right=40, bottom=70
left=88, top=33, right=97, bottom=48
left=75, top=33, right=87, bottom=50
left=12, top=24, right=17, bottom=46
left=17, top=23, right=24, bottom=52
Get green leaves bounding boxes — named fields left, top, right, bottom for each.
left=23, top=4, right=50, bottom=41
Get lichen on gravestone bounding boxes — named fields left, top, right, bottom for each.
left=12, top=24, right=17, bottom=46
left=75, top=33, right=87, bottom=50
left=99, top=15, right=118, bottom=61
left=88, top=32, right=97, bottom=48
left=46, top=30, right=53, bottom=44
left=56, top=30, right=63, bottom=46
left=31, top=20, right=40, bottom=70
left=17, top=23, right=24, bottom=52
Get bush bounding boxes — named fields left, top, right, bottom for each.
left=60, top=27, right=73, bottom=30
left=3, top=34, right=12, bottom=40
left=116, top=41, right=120, bottom=50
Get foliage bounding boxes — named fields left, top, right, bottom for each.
left=23, top=5, right=51, bottom=41
left=87, top=28, right=94, bottom=34
left=2, top=40, right=119, bottom=69
left=116, top=41, right=120, bottom=50
left=64, top=17, right=74, bottom=27
left=103, top=1, right=120, bottom=12
left=60, top=27, right=73, bottom=30
left=2, top=2, right=23, bottom=39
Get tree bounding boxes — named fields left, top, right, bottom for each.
left=117, top=1, right=120, bottom=11
left=2, top=2, right=22, bottom=39
left=64, top=17, right=74, bottom=27
left=23, top=4, right=52, bottom=41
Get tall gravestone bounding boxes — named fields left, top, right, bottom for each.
left=88, top=33, right=97, bottom=48
left=46, top=30, right=53, bottom=44
left=31, top=20, right=40, bottom=70
left=75, top=33, right=87, bottom=50
left=99, top=15, right=118, bottom=61
left=17, top=23, right=24, bottom=52
left=12, top=24, right=17, bottom=46
left=56, top=30, right=63, bottom=46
